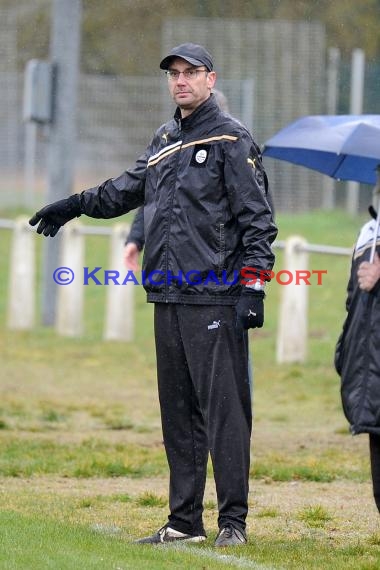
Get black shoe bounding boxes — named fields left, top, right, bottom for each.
left=135, top=524, right=206, bottom=544
left=214, top=525, right=247, bottom=547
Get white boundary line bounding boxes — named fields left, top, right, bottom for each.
left=169, top=543, right=282, bottom=570
left=93, top=524, right=282, bottom=568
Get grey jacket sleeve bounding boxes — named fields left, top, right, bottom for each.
left=125, top=206, right=145, bottom=250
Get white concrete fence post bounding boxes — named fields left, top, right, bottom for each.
left=276, top=236, right=309, bottom=363
left=55, top=221, right=85, bottom=336
left=7, top=217, right=35, bottom=330
left=104, top=223, right=134, bottom=341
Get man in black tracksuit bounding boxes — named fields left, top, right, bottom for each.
left=29, top=43, right=277, bottom=546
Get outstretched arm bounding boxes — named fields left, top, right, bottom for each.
left=29, top=147, right=149, bottom=237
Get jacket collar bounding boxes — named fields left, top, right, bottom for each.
left=174, top=94, right=219, bottom=130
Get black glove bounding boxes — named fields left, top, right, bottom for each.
left=29, top=194, right=82, bottom=237
left=235, top=289, right=265, bottom=330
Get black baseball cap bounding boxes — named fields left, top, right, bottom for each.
left=160, top=43, right=214, bottom=71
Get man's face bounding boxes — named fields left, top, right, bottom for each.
left=166, top=57, right=216, bottom=117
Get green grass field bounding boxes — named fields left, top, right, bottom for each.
left=1, top=207, right=379, bottom=569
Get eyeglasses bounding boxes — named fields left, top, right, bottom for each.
left=165, top=68, right=209, bottom=81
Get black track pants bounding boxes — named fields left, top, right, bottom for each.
left=154, top=303, right=252, bottom=535
left=369, top=433, right=380, bottom=513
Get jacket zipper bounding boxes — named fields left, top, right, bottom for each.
left=218, top=223, right=225, bottom=278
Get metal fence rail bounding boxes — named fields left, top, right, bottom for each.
left=1, top=217, right=354, bottom=363
left=0, top=219, right=354, bottom=255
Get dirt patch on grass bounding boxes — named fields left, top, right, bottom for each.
left=1, top=476, right=378, bottom=546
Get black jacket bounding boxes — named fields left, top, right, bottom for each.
left=80, top=95, right=277, bottom=304
left=335, top=219, right=380, bottom=435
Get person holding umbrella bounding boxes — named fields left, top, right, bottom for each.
left=262, top=113, right=380, bottom=513
left=335, top=189, right=380, bottom=514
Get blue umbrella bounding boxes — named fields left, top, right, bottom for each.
left=262, top=114, right=380, bottom=186
left=263, top=114, right=380, bottom=262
